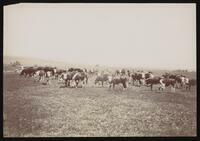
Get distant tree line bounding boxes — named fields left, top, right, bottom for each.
left=10, top=61, right=21, bottom=66
left=175, top=69, right=188, bottom=72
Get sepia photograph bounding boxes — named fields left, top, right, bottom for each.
left=3, top=3, right=196, bottom=137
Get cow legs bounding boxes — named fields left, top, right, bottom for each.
left=171, top=85, right=176, bottom=93
left=67, top=80, right=70, bottom=87
left=75, top=80, right=79, bottom=88
left=65, top=80, right=69, bottom=87
left=85, top=77, right=88, bottom=84
left=132, top=79, right=135, bottom=86
left=122, top=82, right=127, bottom=91
left=139, top=80, right=142, bottom=87
left=38, top=76, right=43, bottom=82
left=176, top=82, right=180, bottom=89
left=113, top=84, right=115, bottom=89
left=47, top=78, right=51, bottom=85
left=38, top=76, right=41, bottom=82
left=159, top=86, right=164, bottom=91
left=122, top=82, right=127, bottom=89
left=150, top=84, right=153, bottom=91
left=186, top=84, right=191, bottom=91
left=65, top=79, right=69, bottom=87
left=109, top=83, right=112, bottom=90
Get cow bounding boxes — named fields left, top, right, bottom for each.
left=44, top=71, right=53, bottom=84
left=33, top=70, right=41, bottom=79
left=31, top=67, right=51, bottom=84
left=145, top=76, right=176, bottom=92
left=95, top=73, right=110, bottom=87
left=109, top=73, right=128, bottom=90
left=38, top=70, right=46, bottom=82
left=43, top=67, right=57, bottom=78
left=131, top=72, right=152, bottom=86
left=55, top=69, right=67, bottom=80
left=20, top=67, right=36, bottom=77
left=56, top=69, right=67, bottom=75
left=109, top=77, right=128, bottom=90
left=63, top=71, right=88, bottom=88
left=184, top=78, right=196, bottom=91
left=64, top=71, right=75, bottom=87
left=58, top=72, right=68, bottom=83
left=162, top=73, right=183, bottom=88
left=72, top=71, right=88, bottom=87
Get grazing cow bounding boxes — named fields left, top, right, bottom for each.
left=64, top=71, right=75, bottom=87
left=31, top=67, right=45, bottom=81
left=127, top=70, right=132, bottom=84
left=185, top=78, right=196, bottom=91
left=145, top=76, right=161, bottom=90
left=161, top=78, right=176, bottom=91
left=131, top=72, right=151, bottom=86
left=63, top=71, right=88, bottom=88
left=44, top=71, right=53, bottom=84
left=20, top=67, right=36, bottom=77
left=59, top=72, right=68, bottom=83
left=162, top=73, right=182, bottom=88
left=145, top=76, right=176, bottom=92
left=95, top=73, right=110, bottom=87
left=72, top=71, right=88, bottom=87
left=43, top=67, right=57, bottom=77
left=109, top=74, right=128, bottom=90
left=38, top=70, right=46, bottom=82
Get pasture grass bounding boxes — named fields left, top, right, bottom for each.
left=3, top=72, right=196, bottom=137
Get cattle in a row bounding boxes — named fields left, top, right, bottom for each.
left=19, top=66, right=196, bottom=91
left=95, top=69, right=196, bottom=92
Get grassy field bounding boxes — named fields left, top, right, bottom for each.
left=3, top=67, right=196, bottom=137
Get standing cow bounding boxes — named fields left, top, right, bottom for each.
left=145, top=76, right=176, bottom=92
left=20, top=67, right=36, bottom=78
left=131, top=71, right=152, bottom=86
left=109, top=70, right=129, bottom=90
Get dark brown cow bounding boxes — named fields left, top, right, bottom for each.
left=20, top=67, right=36, bottom=77
left=145, top=77, right=176, bottom=91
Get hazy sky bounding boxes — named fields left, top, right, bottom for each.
left=4, top=3, right=196, bottom=70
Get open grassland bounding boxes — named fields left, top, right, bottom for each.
left=3, top=70, right=196, bottom=137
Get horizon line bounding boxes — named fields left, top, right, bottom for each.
left=4, top=55, right=196, bottom=71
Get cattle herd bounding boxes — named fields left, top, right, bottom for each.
left=16, top=65, right=196, bottom=92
